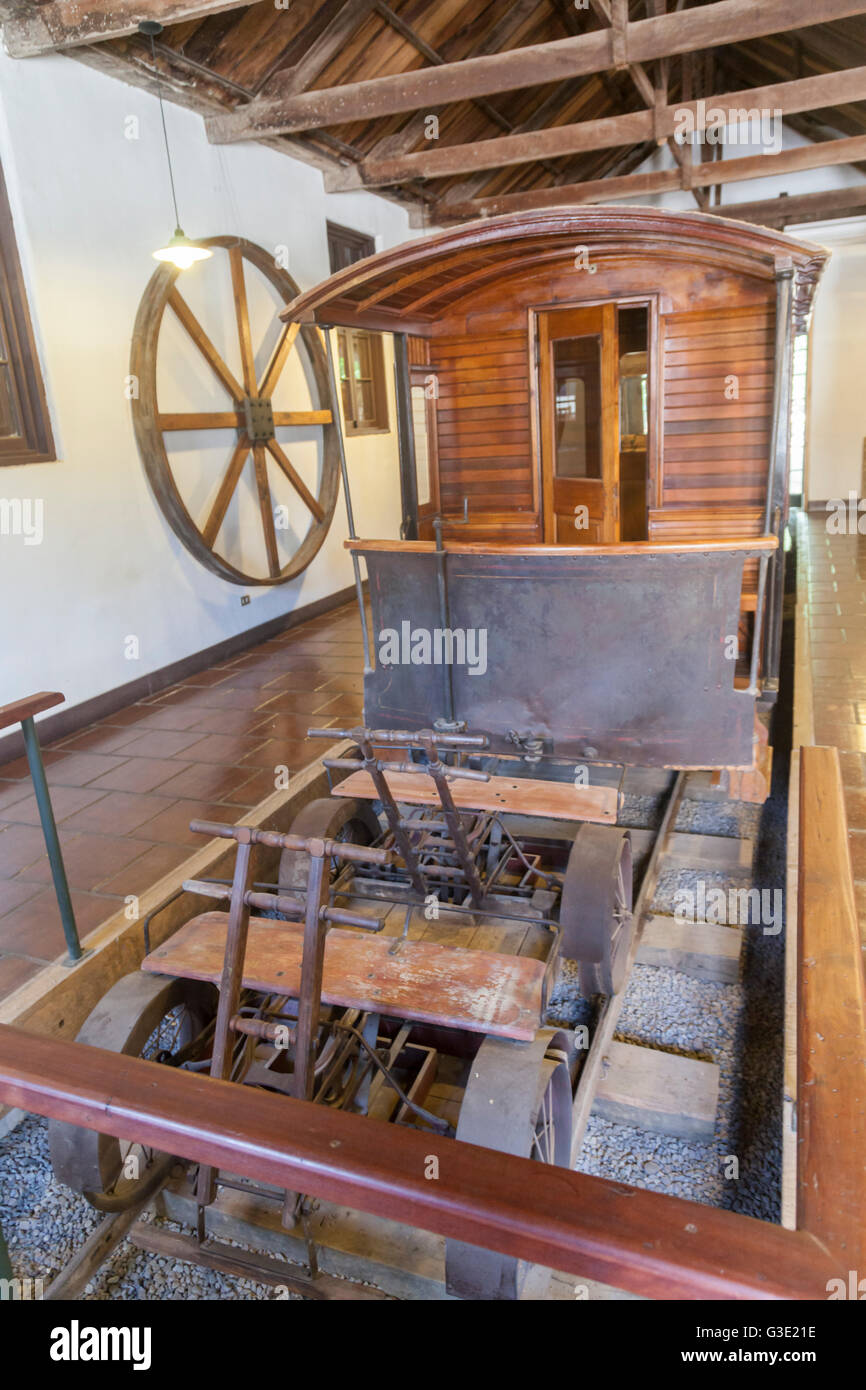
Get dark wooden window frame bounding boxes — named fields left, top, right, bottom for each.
left=0, top=162, right=55, bottom=466
left=326, top=220, right=376, bottom=274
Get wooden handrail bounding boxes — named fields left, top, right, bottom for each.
left=345, top=536, right=778, bottom=558
left=0, top=1022, right=837, bottom=1300
left=0, top=690, right=64, bottom=733
left=797, top=746, right=866, bottom=1278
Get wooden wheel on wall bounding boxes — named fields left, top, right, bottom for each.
left=131, top=236, right=340, bottom=586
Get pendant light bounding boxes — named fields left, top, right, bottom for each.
left=139, top=20, right=212, bottom=270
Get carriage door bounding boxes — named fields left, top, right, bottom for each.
left=539, top=304, right=618, bottom=543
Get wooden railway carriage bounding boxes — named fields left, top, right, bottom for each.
left=283, top=205, right=827, bottom=697
left=47, top=210, right=827, bottom=1302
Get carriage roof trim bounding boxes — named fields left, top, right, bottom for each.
left=281, top=204, right=829, bottom=336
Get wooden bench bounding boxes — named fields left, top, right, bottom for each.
left=331, top=769, right=617, bottom=822
left=142, top=912, right=547, bottom=1042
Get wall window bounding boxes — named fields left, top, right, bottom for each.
left=0, top=162, right=54, bottom=465
left=337, top=327, right=389, bottom=434
left=327, top=221, right=375, bottom=273
left=789, top=331, right=809, bottom=504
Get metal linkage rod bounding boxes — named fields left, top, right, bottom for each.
left=323, top=756, right=489, bottom=782
left=418, top=733, right=485, bottom=907
left=308, top=725, right=489, bottom=750
left=188, top=820, right=395, bottom=867
left=353, top=730, right=428, bottom=897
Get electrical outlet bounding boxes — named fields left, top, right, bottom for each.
left=241, top=594, right=250, bottom=606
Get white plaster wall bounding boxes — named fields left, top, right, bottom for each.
left=0, top=48, right=416, bottom=716
left=784, top=217, right=866, bottom=503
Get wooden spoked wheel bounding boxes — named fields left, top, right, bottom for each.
left=131, top=236, right=340, bottom=586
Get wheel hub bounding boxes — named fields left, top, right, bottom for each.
left=243, top=395, right=275, bottom=443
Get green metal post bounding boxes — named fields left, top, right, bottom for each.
left=20, top=715, right=82, bottom=962
left=0, top=1222, right=12, bottom=1284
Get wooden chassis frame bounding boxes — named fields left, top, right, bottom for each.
left=0, top=733, right=860, bottom=1298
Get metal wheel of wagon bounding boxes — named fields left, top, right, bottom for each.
left=277, top=796, right=382, bottom=895
left=49, top=972, right=217, bottom=1212
left=559, top=824, right=633, bottom=996
left=445, top=1028, right=574, bottom=1301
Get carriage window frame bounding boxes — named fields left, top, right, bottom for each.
left=0, top=160, right=55, bottom=466
left=336, top=326, right=390, bottom=436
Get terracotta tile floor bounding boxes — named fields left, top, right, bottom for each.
left=0, top=600, right=365, bottom=1000
left=802, top=513, right=866, bottom=947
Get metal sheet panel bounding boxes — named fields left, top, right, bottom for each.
left=361, top=548, right=756, bottom=767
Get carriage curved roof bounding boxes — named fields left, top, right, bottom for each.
left=281, top=205, right=828, bottom=337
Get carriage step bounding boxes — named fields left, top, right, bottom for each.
left=636, top=914, right=743, bottom=984
left=592, top=1041, right=720, bottom=1141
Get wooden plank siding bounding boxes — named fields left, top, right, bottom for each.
left=430, top=327, right=539, bottom=537
left=659, top=303, right=776, bottom=509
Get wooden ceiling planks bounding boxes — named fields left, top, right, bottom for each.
left=16, top=0, right=866, bottom=219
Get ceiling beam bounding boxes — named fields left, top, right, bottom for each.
left=432, top=76, right=603, bottom=212
left=0, top=0, right=251, bottom=58
left=436, top=130, right=866, bottom=220
left=325, top=64, right=866, bottom=191
left=712, top=183, right=866, bottom=226
left=342, top=0, right=544, bottom=168
left=595, top=0, right=709, bottom=209
left=206, top=0, right=866, bottom=142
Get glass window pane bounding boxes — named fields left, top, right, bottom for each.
left=357, top=379, right=376, bottom=424
left=619, top=351, right=648, bottom=440
left=411, top=385, right=430, bottom=506
left=553, top=335, right=601, bottom=478
left=0, top=319, right=19, bottom=438
left=789, top=331, right=809, bottom=500
left=353, top=335, right=372, bottom=381
left=0, top=363, right=19, bottom=438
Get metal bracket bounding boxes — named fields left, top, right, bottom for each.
left=243, top=396, right=275, bottom=443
